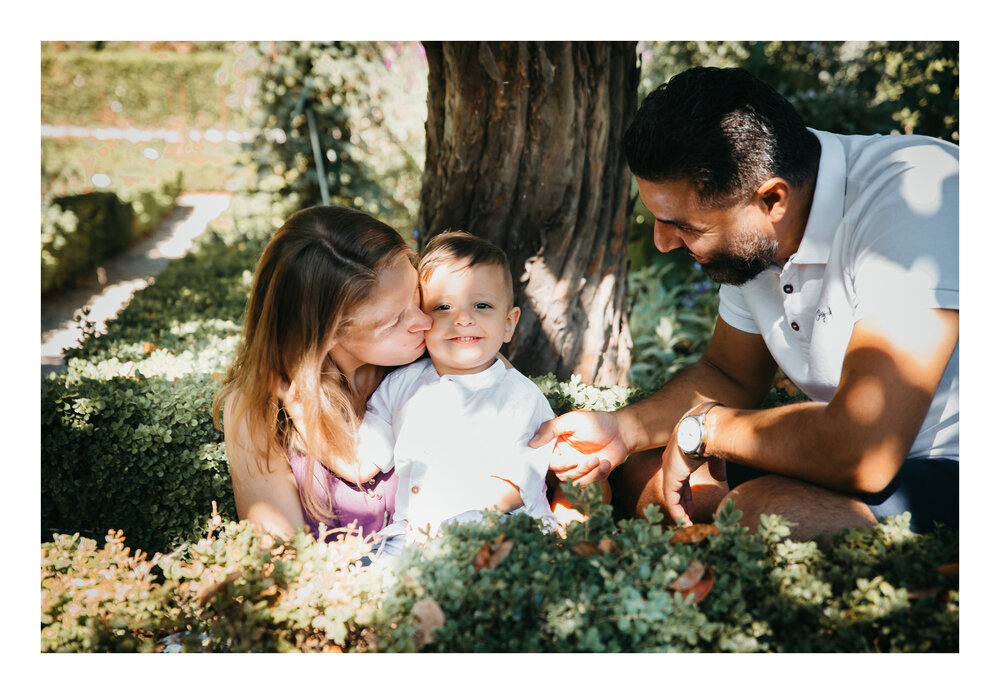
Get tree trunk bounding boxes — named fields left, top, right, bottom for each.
left=418, top=41, right=638, bottom=386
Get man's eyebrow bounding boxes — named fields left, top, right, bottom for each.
left=660, top=217, right=699, bottom=230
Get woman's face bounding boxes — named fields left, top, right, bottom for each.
left=330, top=253, right=432, bottom=372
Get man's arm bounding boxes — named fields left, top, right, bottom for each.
left=532, top=317, right=777, bottom=486
left=704, top=308, right=959, bottom=493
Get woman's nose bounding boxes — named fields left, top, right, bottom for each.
left=653, top=222, right=683, bottom=254
left=408, top=304, right=432, bottom=332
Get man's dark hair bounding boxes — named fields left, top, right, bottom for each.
left=623, top=67, right=820, bottom=207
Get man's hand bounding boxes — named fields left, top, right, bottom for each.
left=659, top=426, right=704, bottom=525
left=530, top=410, right=629, bottom=487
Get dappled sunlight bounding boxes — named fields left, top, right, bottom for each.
left=898, top=147, right=959, bottom=216
left=149, top=193, right=232, bottom=259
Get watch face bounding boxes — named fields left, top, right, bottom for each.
left=677, top=416, right=701, bottom=454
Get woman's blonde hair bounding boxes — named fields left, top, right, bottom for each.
left=213, top=205, right=413, bottom=524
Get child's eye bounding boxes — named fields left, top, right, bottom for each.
left=474, top=302, right=492, bottom=310
left=434, top=304, right=451, bottom=312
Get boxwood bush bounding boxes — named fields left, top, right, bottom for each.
left=40, top=489, right=958, bottom=653
left=41, top=178, right=181, bottom=294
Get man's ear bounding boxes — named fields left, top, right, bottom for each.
left=504, top=306, right=521, bottom=342
left=756, top=177, right=791, bottom=223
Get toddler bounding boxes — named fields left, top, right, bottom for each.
left=357, top=231, right=558, bottom=553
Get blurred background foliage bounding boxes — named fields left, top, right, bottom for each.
left=41, top=40, right=958, bottom=388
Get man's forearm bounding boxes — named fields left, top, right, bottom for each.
left=614, top=359, right=769, bottom=456
left=706, top=401, right=906, bottom=495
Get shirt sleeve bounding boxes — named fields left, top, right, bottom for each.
left=357, top=376, right=397, bottom=472
left=850, top=143, right=959, bottom=319
left=507, top=384, right=556, bottom=514
left=717, top=284, right=761, bottom=334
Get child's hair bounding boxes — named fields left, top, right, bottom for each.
left=418, top=230, right=514, bottom=306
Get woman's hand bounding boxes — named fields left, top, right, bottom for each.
left=529, top=410, right=629, bottom=487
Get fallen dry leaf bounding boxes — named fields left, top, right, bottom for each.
left=571, top=541, right=599, bottom=556
left=473, top=534, right=514, bottom=571
left=597, top=537, right=622, bottom=555
left=143, top=341, right=158, bottom=355
left=669, top=523, right=721, bottom=545
left=668, top=560, right=714, bottom=603
left=936, top=563, right=959, bottom=576
left=411, top=597, right=445, bottom=649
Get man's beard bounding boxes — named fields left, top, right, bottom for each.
left=700, top=226, right=778, bottom=286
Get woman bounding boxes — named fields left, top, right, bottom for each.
left=213, top=206, right=432, bottom=541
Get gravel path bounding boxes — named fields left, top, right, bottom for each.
left=40, top=192, right=232, bottom=377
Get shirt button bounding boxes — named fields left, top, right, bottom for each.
left=790, top=321, right=800, bottom=331
left=411, top=486, right=420, bottom=495
left=375, top=493, right=382, bottom=500
left=783, top=284, right=794, bottom=294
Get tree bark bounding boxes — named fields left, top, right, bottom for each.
left=418, top=41, right=638, bottom=386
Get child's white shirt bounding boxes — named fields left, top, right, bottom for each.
left=358, top=357, right=557, bottom=542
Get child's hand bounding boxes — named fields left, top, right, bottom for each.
left=488, top=476, right=524, bottom=512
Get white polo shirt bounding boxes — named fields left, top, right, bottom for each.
left=718, top=129, right=959, bottom=460
left=359, top=357, right=557, bottom=540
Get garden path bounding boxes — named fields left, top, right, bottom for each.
left=40, top=192, right=232, bottom=377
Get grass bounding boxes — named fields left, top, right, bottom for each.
left=41, top=135, right=250, bottom=198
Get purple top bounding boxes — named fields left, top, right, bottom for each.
left=287, top=448, right=398, bottom=542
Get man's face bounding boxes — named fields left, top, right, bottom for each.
left=636, top=177, right=778, bottom=286
left=421, top=260, right=520, bottom=376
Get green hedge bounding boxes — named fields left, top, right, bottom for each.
left=41, top=48, right=253, bottom=129
left=42, top=193, right=282, bottom=553
left=41, top=490, right=958, bottom=653
left=41, top=179, right=181, bottom=294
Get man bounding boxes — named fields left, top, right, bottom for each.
left=531, top=67, right=958, bottom=540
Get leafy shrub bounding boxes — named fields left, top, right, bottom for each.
left=626, top=253, right=720, bottom=393
left=41, top=371, right=235, bottom=554
left=41, top=531, right=177, bottom=652
left=42, top=194, right=290, bottom=554
left=41, top=179, right=181, bottom=294
left=243, top=41, right=426, bottom=234
left=39, top=489, right=959, bottom=653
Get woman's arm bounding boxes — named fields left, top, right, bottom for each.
left=223, top=393, right=307, bottom=539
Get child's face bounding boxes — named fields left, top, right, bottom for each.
left=421, top=260, right=520, bottom=376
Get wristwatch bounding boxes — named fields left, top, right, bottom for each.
left=676, top=401, right=723, bottom=459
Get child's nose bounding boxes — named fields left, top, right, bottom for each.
left=455, top=309, right=474, bottom=326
